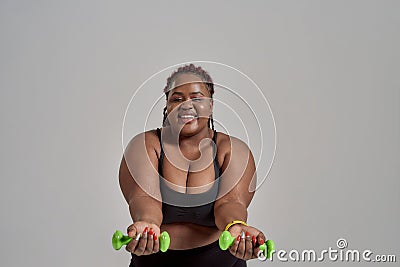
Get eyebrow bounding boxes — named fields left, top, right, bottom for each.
left=170, top=91, right=205, bottom=96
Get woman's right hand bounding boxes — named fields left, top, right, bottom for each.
left=125, top=221, right=161, bottom=256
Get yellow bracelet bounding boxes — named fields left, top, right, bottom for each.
left=224, top=220, right=248, bottom=231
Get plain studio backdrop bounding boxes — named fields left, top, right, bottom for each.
left=1, top=1, right=399, bottom=266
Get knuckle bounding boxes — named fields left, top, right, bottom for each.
left=136, top=247, right=145, bottom=254
left=126, top=243, right=134, bottom=252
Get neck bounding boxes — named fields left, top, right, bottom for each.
left=163, top=126, right=212, bottom=148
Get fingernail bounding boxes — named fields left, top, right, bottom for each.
left=135, top=233, right=141, bottom=241
left=245, top=231, right=250, bottom=237
left=236, top=235, right=241, bottom=241
left=241, top=231, right=245, bottom=239
left=252, top=236, right=256, bottom=245
left=143, top=227, right=148, bottom=234
left=149, top=228, right=154, bottom=235
left=153, top=234, right=157, bottom=241
left=259, top=238, right=264, bottom=244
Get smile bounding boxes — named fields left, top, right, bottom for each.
left=178, top=114, right=198, bottom=123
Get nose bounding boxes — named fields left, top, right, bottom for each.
left=180, top=99, right=194, bottom=110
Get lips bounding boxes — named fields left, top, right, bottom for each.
left=178, top=113, right=198, bottom=124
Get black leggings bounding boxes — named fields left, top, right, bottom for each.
left=130, top=240, right=246, bottom=267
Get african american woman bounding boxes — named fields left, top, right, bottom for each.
left=119, top=64, right=267, bottom=267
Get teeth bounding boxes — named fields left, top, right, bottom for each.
left=180, top=115, right=195, bottom=119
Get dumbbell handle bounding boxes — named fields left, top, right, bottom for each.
left=112, top=230, right=170, bottom=252
left=219, top=230, right=275, bottom=259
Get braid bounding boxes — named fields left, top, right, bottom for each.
left=162, top=64, right=215, bottom=130
left=162, top=106, right=168, bottom=127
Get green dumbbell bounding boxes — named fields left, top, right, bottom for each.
left=112, top=230, right=170, bottom=252
left=219, top=230, right=275, bottom=259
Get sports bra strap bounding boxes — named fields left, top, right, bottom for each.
left=156, top=128, right=164, bottom=175
left=212, top=129, right=217, bottom=143
left=156, top=128, right=162, bottom=150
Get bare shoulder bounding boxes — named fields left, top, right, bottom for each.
left=216, top=131, right=252, bottom=168
left=125, top=129, right=161, bottom=157
left=216, top=131, right=251, bottom=153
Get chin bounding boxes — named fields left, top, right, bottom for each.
left=179, top=122, right=199, bottom=135
left=172, top=119, right=208, bottom=136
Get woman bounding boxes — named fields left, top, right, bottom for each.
left=119, top=64, right=266, bottom=267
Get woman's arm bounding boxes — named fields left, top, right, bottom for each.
left=214, top=136, right=256, bottom=230
left=214, top=136, right=265, bottom=260
left=119, top=131, right=163, bottom=255
left=119, top=131, right=162, bottom=225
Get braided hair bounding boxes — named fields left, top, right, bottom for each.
left=162, top=64, right=215, bottom=130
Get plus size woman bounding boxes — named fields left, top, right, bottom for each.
left=119, top=64, right=267, bottom=267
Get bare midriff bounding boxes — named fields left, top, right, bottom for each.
left=161, top=223, right=221, bottom=250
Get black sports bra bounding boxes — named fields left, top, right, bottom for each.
left=156, top=128, right=221, bottom=227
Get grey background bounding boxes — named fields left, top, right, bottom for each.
left=1, top=0, right=399, bottom=266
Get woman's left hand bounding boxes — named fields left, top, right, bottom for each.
left=228, top=224, right=266, bottom=260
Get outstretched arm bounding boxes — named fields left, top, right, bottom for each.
left=214, top=136, right=256, bottom=228
left=214, top=136, right=265, bottom=260
left=119, top=131, right=163, bottom=255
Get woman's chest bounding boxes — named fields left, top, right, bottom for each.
left=160, top=144, right=222, bottom=193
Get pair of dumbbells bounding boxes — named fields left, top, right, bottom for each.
left=112, top=229, right=274, bottom=259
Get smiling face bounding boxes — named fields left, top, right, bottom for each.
left=165, top=73, right=213, bottom=135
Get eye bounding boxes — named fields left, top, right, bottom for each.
left=191, top=97, right=204, bottom=102
left=171, top=98, right=182, bottom=102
